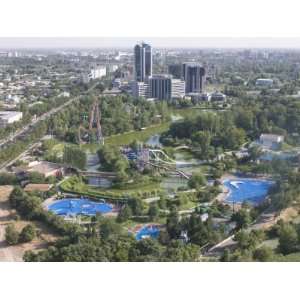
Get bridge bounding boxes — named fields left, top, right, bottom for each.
left=78, top=170, right=117, bottom=179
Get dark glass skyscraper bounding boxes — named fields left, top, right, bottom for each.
left=182, top=63, right=206, bottom=93
left=134, top=42, right=152, bottom=82
left=149, top=75, right=172, bottom=100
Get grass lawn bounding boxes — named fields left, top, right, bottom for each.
left=45, top=107, right=208, bottom=155
left=50, top=143, right=65, bottom=156
left=60, top=176, right=162, bottom=201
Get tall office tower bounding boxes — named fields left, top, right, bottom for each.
left=149, top=75, right=185, bottom=100
left=182, top=63, right=206, bottom=93
left=134, top=42, right=152, bottom=82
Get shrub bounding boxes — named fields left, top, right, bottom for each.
left=5, top=224, right=19, bottom=245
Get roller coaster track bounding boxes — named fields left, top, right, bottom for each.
left=148, top=149, right=196, bottom=167
left=149, top=149, right=178, bottom=164
left=146, top=161, right=191, bottom=179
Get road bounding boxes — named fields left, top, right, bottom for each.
left=0, top=81, right=100, bottom=149
left=0, top=82, right=100, bottom=170
left=0, top=96, right=80, bottom=149
left=206, top=206, right=279, bottom=256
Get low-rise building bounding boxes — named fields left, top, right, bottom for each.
left=24, top=183, right=53, bottom=192
left=0, top=111, right=23, bottom=128
left=259, top=134, right=284, bottom=149
left=27, top=161, right=64, bottom=178
left=131, top=81, right=149, bottom=98
left=256, top=78, right=273, bottom=87
left=210, top=91, right=226, bottom=102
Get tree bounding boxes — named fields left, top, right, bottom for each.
left=224, top=127, right=246, bottom=150
left=253, top=246, right=273, bottom=262
left=129, top=198, right=144, bottom=216
left=117, top=205, right=132, bottom=223
left=0, top=172, right=18, bottom=185
left=99, top=218, right=122, bottom=240
left=220, top=249, right=231, bottom=262
left=148, top=203, right=159, bottom=221
left=9, top=186, right=25, bottom=208
left=63, top=146, right=87, bottom=170
left=5, top=224, right=19, bottom=245
left=166, top=209, right=182, bottom=239
left=278, top=223, right=298, bottom=255
left=28, top=171, right=46, bottom=184
left=192, top=131, right=211, bottom=159
left=231, top=208, right=252, bottom=229
left=19, top=224, right=37, bottom=243
left=188, top=172, right=206, bottom=190
left=248, top=145, right=263, bottom=162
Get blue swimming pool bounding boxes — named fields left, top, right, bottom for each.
left=223, top=179, right=274, bottom=205
left=135, top=225, right=161, bottom=241
left=48, top=198, right=113, bottom=216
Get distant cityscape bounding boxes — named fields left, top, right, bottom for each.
left=1, top=39, right=300, bottom=262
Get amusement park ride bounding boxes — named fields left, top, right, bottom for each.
left=123, top=146, right=192, bottom=179
left=78, top=97, right=104, bottom=145
left=78, top=96, right=192, bottom=179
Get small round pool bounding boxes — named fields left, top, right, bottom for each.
left=223, top=178, right=274, bottom=205
left=48, top=198, right=113, bottom=216
left=135, top=225, right=161, bottom=241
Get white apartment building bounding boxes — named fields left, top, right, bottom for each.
left=259, top=134, right=284, bottom=149
left=90, top=66, right=107, bottom=79
left=171, top=79, right=185, bottom=99
left=0, top=111, right=23, bottom=128
left=83, top=66, right=107, bottom=83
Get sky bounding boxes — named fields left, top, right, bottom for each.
left=1, top=0, right=300, bottom=48
left=3, top=37, right=300, bottom=49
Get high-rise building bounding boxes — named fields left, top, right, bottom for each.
left=134, top=42, right=152, bottom=82
left=149, top=75, right=185, bottom=100
left=182, top=63, right=206, bottom=93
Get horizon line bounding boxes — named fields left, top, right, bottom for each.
left=2, top=37, right=300, bottom=49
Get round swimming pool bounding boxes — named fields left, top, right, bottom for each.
left=223, top=178, right=274, bottom=205
left=135, top=225, right=161, bottom=241
left=48, top=198, right=113, bottom=216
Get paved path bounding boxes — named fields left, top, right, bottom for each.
left=206, top=206, right=279, bottom=256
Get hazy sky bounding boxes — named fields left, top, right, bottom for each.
left=2, top=37, right=300, bottom=49
left=1, top=0, right=300, bottom=49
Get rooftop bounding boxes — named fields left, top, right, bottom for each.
left=24, top=183, right=53, bottom=192
left=0, top=111, right=22, bottom=119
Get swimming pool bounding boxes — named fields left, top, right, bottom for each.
left=135, top=225, right=161, bottom=241
left=48, top=198, right=113, bottom=216
left=223, top=178, right=274, bottom=205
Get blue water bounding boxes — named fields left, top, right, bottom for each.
left=135, top=225, right=161, bottom=241
left=48, top=198, right=113, bottom=216
left=223, top=179, right=274, bottom=205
